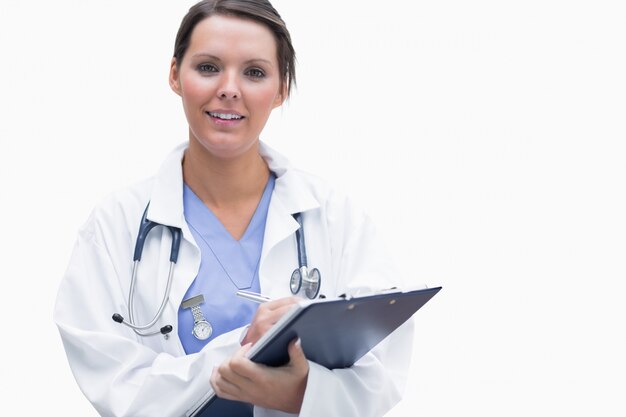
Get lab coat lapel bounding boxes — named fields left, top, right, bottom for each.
left=142, top=143, right=200, bottom=338
left=148, top=142, right=187, bottom=229
left=260, top=192, right=299, bottom=263
left=259, top=143, right=321, bottom=296
left=258, top=179, right=304, bottom=299
left=259, top=143, right=320, bottom=261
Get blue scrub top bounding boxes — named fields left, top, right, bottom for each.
left=178, top=175, right=275, bottom=354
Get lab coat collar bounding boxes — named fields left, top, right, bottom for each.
left=259, top=141, right=320, bottom=215
left=146, top=141, right=321, bottom=228
left=146, top=142, right=187, bottom=228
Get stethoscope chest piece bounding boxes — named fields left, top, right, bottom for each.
left=291, top=266, right=321, bottom=299
left=290, top=268, right=302, bottom=294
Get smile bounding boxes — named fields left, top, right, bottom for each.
left=207, top=111, right=244, bottom=120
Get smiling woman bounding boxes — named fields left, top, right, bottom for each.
left=170, top=15, right=286, bottom=162
left=53, top=1, right=416, bottom=417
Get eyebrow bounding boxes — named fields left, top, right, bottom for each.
left=191, top=53, right=274, bottom=66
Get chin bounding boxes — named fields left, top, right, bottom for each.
left=191, top=135, right=259, bottom=160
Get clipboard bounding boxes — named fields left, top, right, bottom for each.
left=187, top=286, right=442, bottom=417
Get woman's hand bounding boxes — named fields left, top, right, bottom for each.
left=210, top=339, right=309, bottom=413
left=241, top=296, right=301, bottom=346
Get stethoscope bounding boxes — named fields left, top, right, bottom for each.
left=290, top=212, right=321, bottom=299
left=112, top=205, right=321, bottom=337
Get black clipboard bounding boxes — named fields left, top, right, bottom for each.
left=187, top=286, right=442, bottom=417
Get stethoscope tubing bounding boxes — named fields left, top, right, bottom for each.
left=134, top=204, right=182, bottom=263
left=293, top=213, right=308, bottom=268
left=125, top=260, right=176, bottom=335
left=113, top=205, right=320, bottom=338
left=112, top=205, right=181, bottom=337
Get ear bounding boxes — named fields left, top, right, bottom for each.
left=272, top=83, right=288, bottom=109
left=169, top=58, right=182, bottom=96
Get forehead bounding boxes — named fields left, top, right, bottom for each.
left=187, top=14, right=278, bottom=63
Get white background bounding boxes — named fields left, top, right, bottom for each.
left=1, top=0, right=625, bottom=415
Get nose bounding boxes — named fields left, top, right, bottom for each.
left=217, top=71, right=240, bottom=100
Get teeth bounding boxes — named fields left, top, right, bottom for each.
left=208, top=112, right=243, bottom=120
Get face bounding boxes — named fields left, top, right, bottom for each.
left=169, top=15, right=285, bottom=160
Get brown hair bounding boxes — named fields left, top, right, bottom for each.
left=173, top=0, right=296, bottom=96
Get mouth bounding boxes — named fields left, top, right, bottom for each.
left=206, top=111, right=245, bottom=121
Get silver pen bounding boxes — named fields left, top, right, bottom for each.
left=236, top=290, right=271, bottom=304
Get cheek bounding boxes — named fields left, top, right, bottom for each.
left=180, top=75, right=214, bottom=105
left=247, top=84, right=282, bottom=114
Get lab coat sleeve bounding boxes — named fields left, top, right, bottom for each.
left=54, top=221, right=241, bottom=417
left=257, top=203, right=415, bottom=417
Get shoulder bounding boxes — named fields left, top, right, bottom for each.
left=295, top=169, right=362, bottom=219
left=278, top=164, right=372, bottom=244
left=261, top=141, right=365, bottom=222
left=79, top=143, right=186, bottom=242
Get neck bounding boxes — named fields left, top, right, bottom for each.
left=182, top=140, right=270, bottom=208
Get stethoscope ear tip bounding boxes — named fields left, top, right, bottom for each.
left=112, top=313, right=124, bottom=323
left=160, top=325, right=173, bottom=335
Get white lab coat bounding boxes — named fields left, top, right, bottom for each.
left=54, top=142, right=415, bottom=417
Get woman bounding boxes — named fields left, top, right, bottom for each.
left=54, top=1, right=414, bottom=416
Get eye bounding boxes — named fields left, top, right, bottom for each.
left=245, top=68, right=265, bottom=79
left=197, top=63, right=218, bottom=73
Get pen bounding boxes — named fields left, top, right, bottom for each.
left=236, top=290, right=271, bottom=304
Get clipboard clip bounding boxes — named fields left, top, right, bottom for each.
left=338, top=287, right=399, bottom=300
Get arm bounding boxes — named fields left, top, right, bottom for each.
left=54, top=222, right=242, bottom=417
